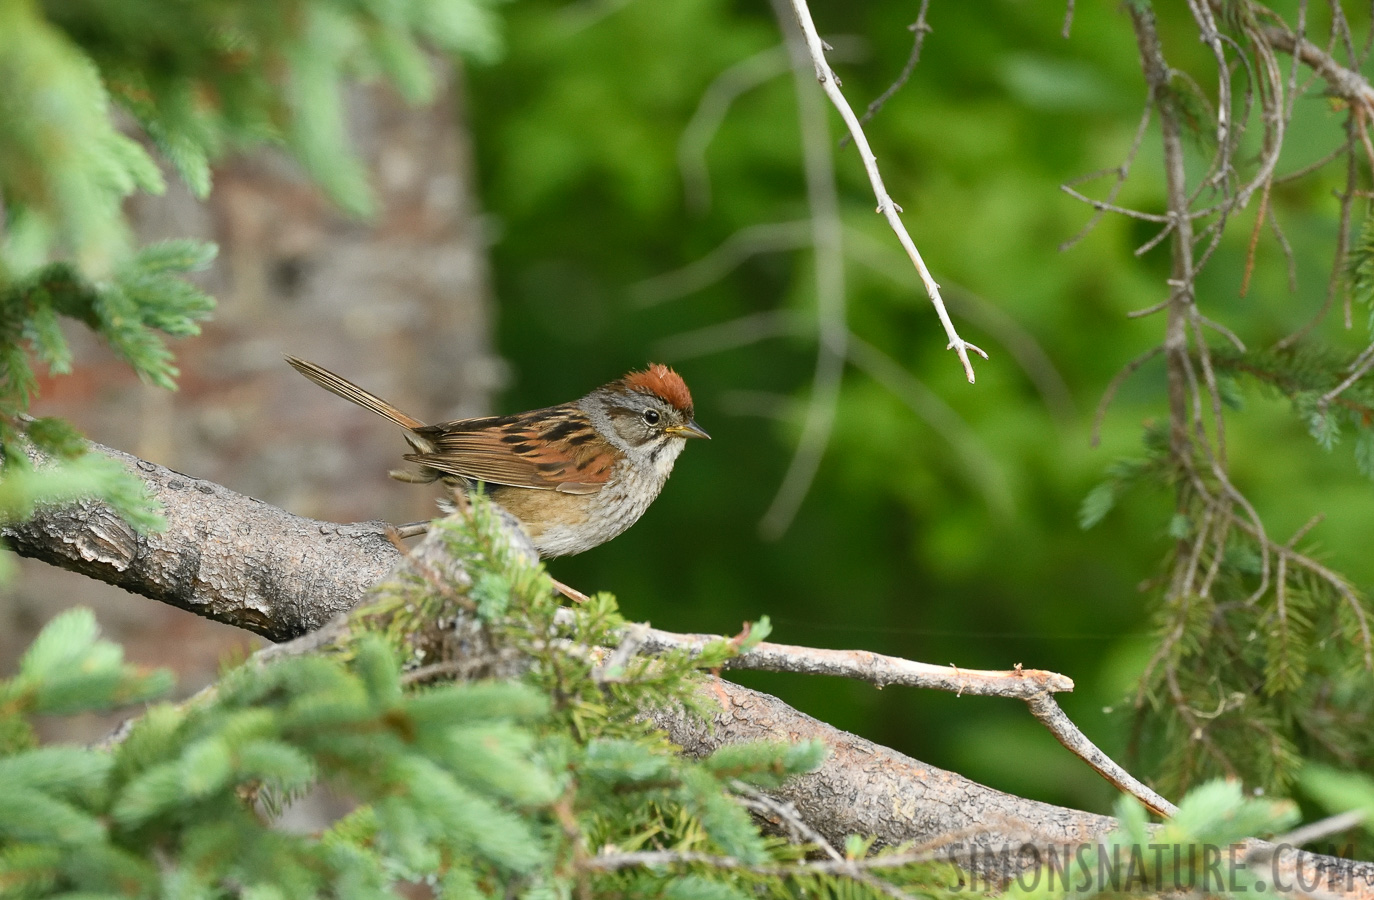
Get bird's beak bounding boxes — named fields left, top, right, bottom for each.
left=668, top=420, right=711, bottom=440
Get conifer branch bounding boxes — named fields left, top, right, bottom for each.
left=1072, top=0, right=1374, bottom=793
left=1217, top=353, right=1374, bottom=424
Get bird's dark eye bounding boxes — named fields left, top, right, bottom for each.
left=642, top=408, right=661, bottom=426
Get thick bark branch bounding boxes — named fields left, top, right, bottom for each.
left=4, top=443, right=400, bottom=641
left=651, top=678, right=1118, bottom=856
left=8, top=444, right=1374, bottom=893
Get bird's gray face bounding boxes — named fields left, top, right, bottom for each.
left=583, top=388, right=710, bottom=461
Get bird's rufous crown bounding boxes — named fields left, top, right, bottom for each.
left=621, top=364, right=693, bottom=415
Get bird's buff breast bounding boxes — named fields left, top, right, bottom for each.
left=491, top=443, right=681, bottom=558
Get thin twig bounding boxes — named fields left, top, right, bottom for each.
left=733, top=783, right=844, bottom=861
left=1266, top=199, right=1301, bottom=293
left=552, top=608, right=1073, bottom=698
left=1193, top=311, right=1246, bottom=352
left=1091, top=345, right=1164, bottom=447
left=783, top=0, right=986, bottom=382
left=593, top=621, right=649, bottom=683
left=1326, top=0, right=1358, bottom=68
left=1240, top=180, right=1272, bottom=296
left=1127, top=298, right=1170, bottom=319
left=1025, top=692, right=1177, bottom=818
left=844, top=0, right=932, bottom=145
left=401, top=659, right=481, bottom=685
left=1271, top=138, right=1351, bottom=185
left=1317, top=344, right=1374, bottom=407
left=1059, top=103, right=1156, bottom=252
left=1267, top=810, right=1366, bottom=849
left=1279, top=123, right=1359, bottom=348
left=1060, top=183, right=1171, bottom=224
left=1134, top=219, right=1178, bottom=258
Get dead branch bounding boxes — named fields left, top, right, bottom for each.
left=557, top=607, right=1072, bottom=697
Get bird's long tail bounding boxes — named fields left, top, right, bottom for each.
left=285, top=356, right=427, bottom=431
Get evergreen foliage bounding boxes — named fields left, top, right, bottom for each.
left=1052, top=7, right=1374, bottom=800
left=1302, top=764, right=1374, bottom=836
left=0, top=0, right=503, bottom=545
left=0, top=594, right=1314, bottom=898
left=1080, top=403, right=1374, bottom=797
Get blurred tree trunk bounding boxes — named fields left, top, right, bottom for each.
left=1, top=64, right=499, bottom=724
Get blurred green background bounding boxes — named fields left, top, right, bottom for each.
left=462, top=0, right=1374, bottom=815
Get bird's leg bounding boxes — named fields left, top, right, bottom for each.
left=551, top=578, right=590, bottom=604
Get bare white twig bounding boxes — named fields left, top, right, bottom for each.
left=631, top=621, right=1069, bottom=696
left=783, top=0, right=986, bottom=383
left=553, top=608, right=1073, bottom=699
left=1267, top=810, right=1366, bottom=849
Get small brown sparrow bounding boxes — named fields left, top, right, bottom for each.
left=286, top=357, right=709, bottom=558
